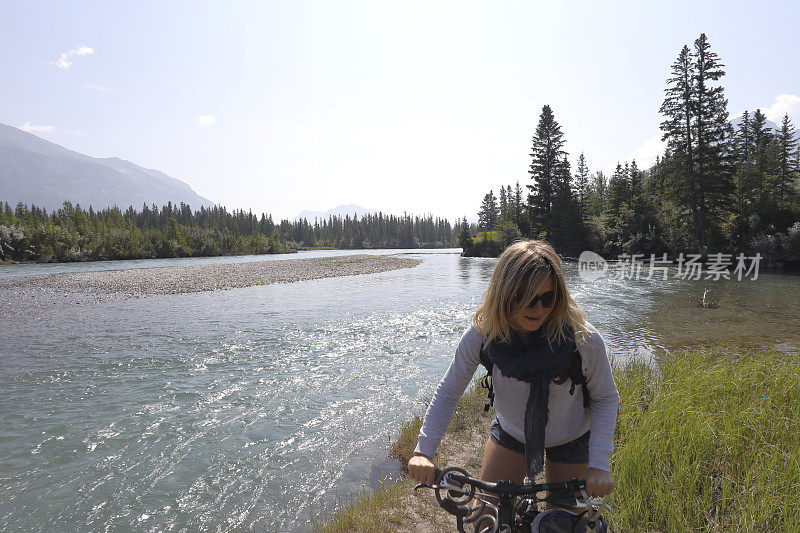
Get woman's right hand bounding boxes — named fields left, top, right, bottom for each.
left=408, top=453, right=436, bottom=484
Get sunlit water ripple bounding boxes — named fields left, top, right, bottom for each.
left=1, top=249, right=798, bottom=531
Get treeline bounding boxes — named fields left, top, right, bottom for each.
left=468, top=33, right=800, bottom=264
left=278, top=212, right=455, bottom=250
left=0, top=201, right=290, bottom=262
left=0, top=200, right=457, bottom=263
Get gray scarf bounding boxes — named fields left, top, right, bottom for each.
left=484, top=325, right=576, bottom=478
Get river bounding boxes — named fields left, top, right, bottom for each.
left=1, top=249, right=798, bottom=531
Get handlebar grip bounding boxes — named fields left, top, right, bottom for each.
left=434, top=467, right=442, bottom=481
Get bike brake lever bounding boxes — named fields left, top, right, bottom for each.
left=414, top=480, right=470, bottom=494
left=578, top=488, right=613, bottom=509
left=579, top=488, right=613, bottom=526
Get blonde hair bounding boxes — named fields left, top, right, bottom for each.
left=473, top=240, right=590, bottom=346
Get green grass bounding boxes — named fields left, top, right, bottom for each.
left=388, top=414, right=423, bottom=470
left=314, top=477, right=415, bottom=533
left=610, top=346, right=800, bottom=532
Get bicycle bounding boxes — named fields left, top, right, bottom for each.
left=414, top=466, right=611, bottom=533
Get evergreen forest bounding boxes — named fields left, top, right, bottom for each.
left=469, top=33, right=800, bottom=265
left=0, top=201, right=456, bottom=263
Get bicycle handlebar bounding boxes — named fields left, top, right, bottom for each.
left=429, top=467, right=586, bottom=497
left=415, top=466, right=610, bottom=533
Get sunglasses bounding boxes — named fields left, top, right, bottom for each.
left=515, top=290, right=555, bottom=309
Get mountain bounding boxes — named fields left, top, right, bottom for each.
left=293, top=204, right=377, bottom=222
left=0, top=123, right=215, bottom=212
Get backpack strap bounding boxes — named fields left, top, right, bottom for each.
left=478, top=342, right=494, bottom=412
left=567, top=348, right=592, bottom=408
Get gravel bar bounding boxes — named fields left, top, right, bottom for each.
left=0, top=255, right=422, bottom=314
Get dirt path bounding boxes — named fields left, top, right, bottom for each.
left=385, top=408, right=495, bottom=532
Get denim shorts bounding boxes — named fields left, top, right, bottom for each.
left=489, top=417, right=590, bottom=464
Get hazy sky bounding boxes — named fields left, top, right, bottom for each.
left=3, top=1, right=799, bottom=221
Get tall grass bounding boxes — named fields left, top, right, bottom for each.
left=610, top=346, right=800, bottom=532
left=314, top=477, right=414, bottom=532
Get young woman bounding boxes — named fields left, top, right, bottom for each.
left=408, top=240, right=619, bottom=499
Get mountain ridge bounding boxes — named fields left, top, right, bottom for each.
left=0, top=124, right=215, bottom=212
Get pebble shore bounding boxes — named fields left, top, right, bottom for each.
left=0, top=254, right=422, bottom=315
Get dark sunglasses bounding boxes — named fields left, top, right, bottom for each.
left=515, top=290, right=555, bottom=308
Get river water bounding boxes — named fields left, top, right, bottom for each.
left=1, top=249, right=798, bottom=531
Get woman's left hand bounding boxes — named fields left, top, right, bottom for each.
left=583, top=467, right=614, bottom=498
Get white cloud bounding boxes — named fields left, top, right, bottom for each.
left=197, top=115, right=216, bottom=126
left=762, top=94, right=800, bottom=122
left=19, top=122, right=55, bottom=133
left=84, top=84, right=112, bottom=93
left=627, top=132, right=666, bottom=169
left=604, top=131, right=666, bottom=174
left=54, top=45, right=94, bottom=70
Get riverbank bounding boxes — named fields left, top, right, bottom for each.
left=0, top=254, right=422, bottom=313
left=317, top=380, right=498, bottom=532
left=318, top=345, right=800, bottom=532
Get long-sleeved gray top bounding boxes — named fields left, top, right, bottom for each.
left=414, top=320, right=620, bottom=472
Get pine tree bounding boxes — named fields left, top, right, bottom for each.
left=458, top=217, right=472, bottom=250
left=776, top=113, right=797, bottom=207
left=587, top=171, right=607, bottom=217
left=557, top=155, right=573, bottom=192
left=606, top=163, right=627, bottom=218
left=513, top=181, right=527, bottom=235
left=551, top=155, right=583, bottom=253
left=736, top=110, right=753, bottom=162
left=796, top=141, right=800, bottom=187
left=691, top=33, right=734, bottom=248
left=629, top=160, right=650, bottom=236
left=649, top=155, right=665, bottom=200
left=528, top=105, right=568, bottom=237
left=659, top=34, right=733, bottom=252
left=575, top=152, right=590, bottom=219
left=499, top=186, right=509, bottom=221
left=629, top=160, right=644, bottom=213
left=478, top=190, right=499, bottom=230
left=623, top=162, right=632, bottom=201
left=751, top=108, right=772, bottom=174
left=659, top=44, right=700, bottom=247
left=732, top=158, right=761, bottom=237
